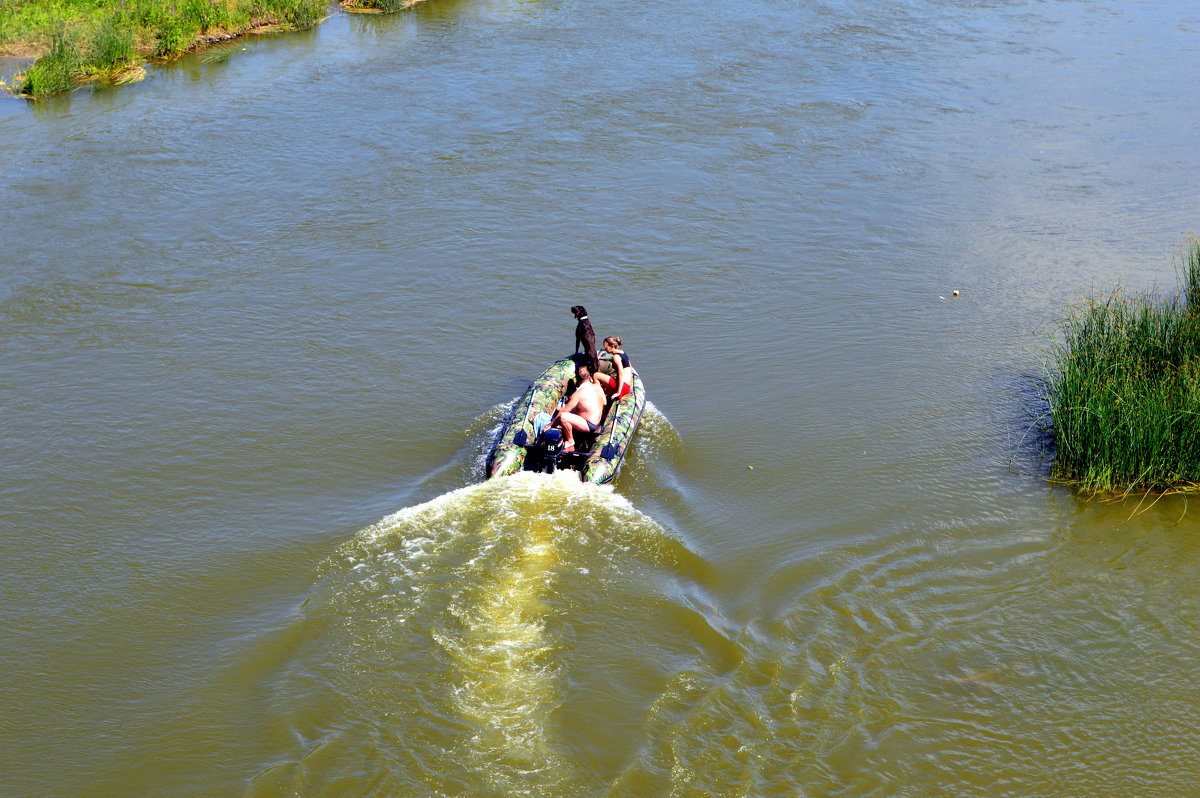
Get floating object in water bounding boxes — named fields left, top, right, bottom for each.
left=953, top=289, right=960, bottom=297
left=938, top=662, right=1022, bottom=684
left=487, top=355, right=645, bottom=485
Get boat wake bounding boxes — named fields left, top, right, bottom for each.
left=250, top=460, right=715, bottom=796
left=245, top=403, right=733, bottom=797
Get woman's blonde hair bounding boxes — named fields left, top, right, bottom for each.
left=603, top=335, right=622, bottom=348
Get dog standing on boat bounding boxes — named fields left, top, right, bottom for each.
left=571, top=305, right=599, bottom=372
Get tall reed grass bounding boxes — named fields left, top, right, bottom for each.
left=341, top=0, right=417, bottom=13
left=5, top=0, right=328, bottom=96
left=1042, top=241, right=1200, bottom=493
left=16, top=27, right=81, bottom=96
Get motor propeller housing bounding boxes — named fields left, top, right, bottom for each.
left=525, top=427, right=564, bottom=473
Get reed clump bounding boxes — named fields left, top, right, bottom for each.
left=15, top=27, right=82, bottom=96
left=3, top=0, right=327, bottom=97
left=340, top=0, right=417, bottom=13
left=1043, top=241, right=1200, bottom=493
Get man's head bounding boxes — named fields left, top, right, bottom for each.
left=576, top=363, right=592, bottom=381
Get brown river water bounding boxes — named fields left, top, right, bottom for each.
left=2, top=0, right=1200, bottom=795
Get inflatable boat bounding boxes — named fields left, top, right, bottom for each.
left=487, top=354, right=646, bottom=485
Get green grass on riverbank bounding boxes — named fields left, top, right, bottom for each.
left=1042, top=241, right=1200, bottom=494
left=1, top=0, right=338, bottom=96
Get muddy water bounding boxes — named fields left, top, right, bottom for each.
left=3, top=0, right=1200, bottom=795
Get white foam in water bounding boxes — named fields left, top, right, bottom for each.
left=315, top=467, right=686, bottom=794
left=363, top=471, right=622, bottom=542
left=464, top=397, right=519, bottom=481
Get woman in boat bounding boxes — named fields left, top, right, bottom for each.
left=597, top=335, right=633, bottom=400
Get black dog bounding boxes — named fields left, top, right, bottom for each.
left=570, top=305, right=599, bottom=372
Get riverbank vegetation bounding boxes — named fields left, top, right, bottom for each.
left=1, top=0, right=420, bottom=97
left=1041, top=241, right=1200, bottom=494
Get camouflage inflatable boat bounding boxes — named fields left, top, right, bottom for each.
left=487, top=354, right=646, bottom=485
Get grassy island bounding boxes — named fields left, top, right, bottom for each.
left=1041, top=241, right=1200, bottom=494
left=1, top=0, right=423, bottom=97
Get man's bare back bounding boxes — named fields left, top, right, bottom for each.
left=553, top=364, right=608, bottom=451
left=569, top=379, right=606, bottom=426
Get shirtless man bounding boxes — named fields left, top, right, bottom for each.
left=551, top=363, right=607, bottom=452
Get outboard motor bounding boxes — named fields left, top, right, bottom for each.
left=539, top=427, right=564, bottom=473
left=524, top=427, right=564, bottom=474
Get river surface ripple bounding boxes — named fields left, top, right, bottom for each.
left=2, top=0, right=1200, bottom=795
